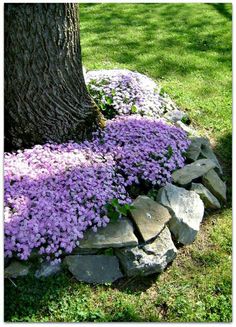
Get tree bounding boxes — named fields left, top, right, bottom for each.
left=4, top=3, right=104, bottom=151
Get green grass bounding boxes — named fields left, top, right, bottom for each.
left=4, top=3, right=232, bottom=322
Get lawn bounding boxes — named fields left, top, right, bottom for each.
left=4, top=3, right=232, bottom=322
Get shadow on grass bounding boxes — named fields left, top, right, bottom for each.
left=208, top=3, right=232, bottom=20
left=4, top=269, right=72, bottom=322
left=214, top=132, right=232, bottom=206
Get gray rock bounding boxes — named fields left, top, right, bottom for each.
left=175, top=120, right=198, bottom=136
left=5, top=261, right=30, bottom=278
left=191, top=183, right=221, bottom=209
left=185, top=137, right=204, bottom=161
left=200, top=143, right=223, bottom=175
left=35, top=262, right=62, bottom=278
left=164, top=109, right=187, bottom=123
left=76, top=217, right=138, bottom=249
left=202, top=169, right=227, bottom=203
left=64, top=255, right=123, bottom=284
left=115, top=226, right=177, bottom=276
left=185, top=137, right=223, bottom=175
left=130, top=196, right=171, bottom=242
left=172, top=159, right=216, bottom=185
left=157, top=184, right=204, bottom=244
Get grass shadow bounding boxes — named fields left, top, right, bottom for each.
left=208, top=3, right=232, bottom=20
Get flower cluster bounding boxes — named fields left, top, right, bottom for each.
left=4, top=143, right=131, bottom=262
left=4, top=115, right=189, bottom=262
left=90, top=115, right=190, bottom=186
left=86, top=69, right=166, bottom=119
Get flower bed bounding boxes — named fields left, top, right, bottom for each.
left=4, top=115, right=189, bottom=263
left=4, top=68, right=192, bottom=263
left=86, top=69, right=172, bottom=119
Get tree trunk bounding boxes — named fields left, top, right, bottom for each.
left=4, top=3, right=104, bottom=151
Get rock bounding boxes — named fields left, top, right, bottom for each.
left=64, top=255, right=123, bottom=284
left=200, top=142, right=223, bottom=175
left=115, top=226, right=177, bottom=276
left=35, top=262, right=62, bottom=278
left=5, top=260, right=30, bottom=278
left=185, top=137, right=204, bottom=161
left=185, top=137, right=223, bottom=175
left=76, top=217, right=138, bottom=249
left=191, top=183, right=221, bottom=209
left=164, top=109, right=187, bottom=123
left=175, top=120, right=197, bottom=136
left=172, top=159, right=216, bottom=185
left=202, top=169, right=227, bottom=203
left=157, top=184, right=204, bottom=244
left=130, top=196, right=171, bottom=242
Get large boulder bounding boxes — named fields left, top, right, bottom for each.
left=191, top=183, right=221, bottom=209
left=115, top=226, right=177, bottom=276
left=157, top=184, right=204, bottom=244
left=202, top=169, right=227, bottom=203
left=130, top=196, right=171, bottom=242
left=172, top=159, right=216, bottom=185
left=76, top=217, right=138, bottom=249
left=64, top=255, right=123, bottom=284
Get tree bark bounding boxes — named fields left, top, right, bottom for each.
left=4, top=3, right=104, bottom=151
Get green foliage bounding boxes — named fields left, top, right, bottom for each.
left=105, top=198, right=134, bottom=222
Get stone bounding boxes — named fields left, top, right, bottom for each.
left=185, top=137, right=204, bottom=161
left=175, top=120, right=197, bottom=136
left=76, top=217, right=138, bottom=249
left=191, top=183, right=221, bottom=209
left=164, top=109, right=187, bottom=123
left=185, top=137, right=223, bottom=175
left=157, top=184, right=204, bottom=244
left=64, top=255, right=123, bottom=284
left=5, top=260, right=30, bottom=278
left=35, top=262, right=62, bottom=278
left=200, top=142, right=223, bottom=175
left=115, top=226, right=177, bottom=276
left=202, top=169, right=227, bottom=203
left=172, top=159, right=216, bottom=185
left=130, top=196, right=171, bottom=242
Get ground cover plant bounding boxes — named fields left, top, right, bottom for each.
left=4, top=115, right=189, bottom=262
left=86, top=69, right=165, bottom=118
left=5, top=3, right=232, bottom=322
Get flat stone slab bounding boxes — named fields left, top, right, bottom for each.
left=76, top=217, right=138, bottom=249
left=130, top=196, right=171, bottom=242
left=115, top=226, right=177, bottom=276
left=64, top=255, right=123, bottom=284
left=172, top=159, right=216, bottom=185
left=35, top=262, right=62, bottom=278
left=191, top=183, right=221, bottom=209
left=5, top=260, right=30, bottom=278
left=157, top=184, right=204, bottom=244
left=202, top=169, right=227, bottom=203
